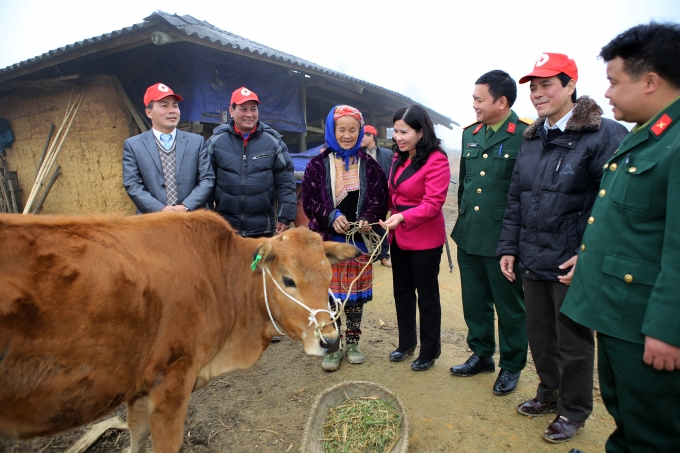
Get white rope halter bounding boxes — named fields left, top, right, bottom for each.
left=259, top=223, right=388, bottom=339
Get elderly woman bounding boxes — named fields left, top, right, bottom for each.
left=301, top=105, right=388, bottom=372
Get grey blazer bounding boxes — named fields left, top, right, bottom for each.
left=122, top=130, right=215, bottom=214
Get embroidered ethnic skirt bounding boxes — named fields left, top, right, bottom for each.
left=329, top=252, right=373, bottom=307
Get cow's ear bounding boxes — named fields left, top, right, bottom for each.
left=251, top=242, right=274, bottom=271
left=323, top=242, right=362, bottom=264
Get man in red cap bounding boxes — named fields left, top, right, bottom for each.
left=497, top=54, right=627, bottom=443
left=123, top=82, right=214, bottom=214
left=361, top=124, right=393, bottom=267
left=204, top=87, right=296, bottom=239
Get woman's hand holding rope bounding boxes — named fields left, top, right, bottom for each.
left=379, top=213, right=404, bottom=231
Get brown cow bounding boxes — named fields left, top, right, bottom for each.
left=0, top=210, right=359, bottom=452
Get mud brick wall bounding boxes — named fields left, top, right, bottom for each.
left=2, top=78, right=137, bottom=215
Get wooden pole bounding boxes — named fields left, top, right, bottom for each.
left=112, top=75, right=149, bottom=133
left=299, top=85, right=307, bottom=152
left=0, top=171, right=10, bottom=213
left=24, top=86, right=87, bottom=213
left=32, top=165, right=61, bottom=214
left=35, top=123, right=55, bottom=179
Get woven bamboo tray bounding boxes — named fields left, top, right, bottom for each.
left=300, top=380, right=409, bottom=452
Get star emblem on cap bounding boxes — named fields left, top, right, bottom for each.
left=158, top=84, right=169, bottom=92
left=241, top=88, right=251, bottom=96
left=536, top=54, right=550, bottom=67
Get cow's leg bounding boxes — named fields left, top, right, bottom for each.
left=127, top=395, right=151, bottom=453
left=147, top=371, right=195, bottom=453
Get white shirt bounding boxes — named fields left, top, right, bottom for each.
left=544, top=109, right=574, bottom=132
left=152, top=128, right=177, bottom=147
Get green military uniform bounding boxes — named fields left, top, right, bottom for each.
left=562, top=96, right=680, bottom=452
left=451, top=111, right=532, bottom=372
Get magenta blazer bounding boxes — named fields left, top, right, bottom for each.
left=388, top=151, right=450, bottom=251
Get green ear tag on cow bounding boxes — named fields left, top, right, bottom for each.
left=251, top=254, right=262, bottom=272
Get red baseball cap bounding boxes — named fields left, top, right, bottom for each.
left=144, top=83, right=183, bottom=106
left=230, top=87, right=261, bottom=105
left=364, top=125, right=378, bottom=135
left=519, top=53, right=578, bottom=84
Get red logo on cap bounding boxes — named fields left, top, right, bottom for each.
left=144, top=83, right=183, bottom=106
left=472, top=123, right=483, bottom=135
left=651, top=114, right=672, bottom=136
left=230, top=86, right=260, bottom=105
left=507, top=123, right=516, bottom=134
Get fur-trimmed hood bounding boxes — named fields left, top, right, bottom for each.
left=523, top=96, right=604, bottom=139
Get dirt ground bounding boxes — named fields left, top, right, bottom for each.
left=1, top=193, right=614, bottom=453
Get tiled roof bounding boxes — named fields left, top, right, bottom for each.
left=0, top=11, right=453, bottom=127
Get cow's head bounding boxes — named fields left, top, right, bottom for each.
left=251, top=228, right=360, bottom=357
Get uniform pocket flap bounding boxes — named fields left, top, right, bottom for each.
left=463, top=148, right=479, bottom=158
left=493, top=147, right=518, bottom=160
left=627, top=158, right=657, bottom=175
left=459, top=201, right=466, bottom=214
left=494, top=207, right=506, bottom=220
left=601, top=253, right=659, bottom=286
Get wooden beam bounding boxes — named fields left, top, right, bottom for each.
left=112, top=75, right=149, bottom=132
left=302, top=77, right=325, bottom=87
left=0, top=29, right=154, bottom=83
left=308, top=84, right=368, bottom=105
left=299, top=85, right=307, bottom=151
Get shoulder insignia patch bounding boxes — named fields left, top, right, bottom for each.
left=651, top=113, right=672, bottom=137
left=463, top=120, right=480, bottom=130
left=518, top=117, right=534, bottom=125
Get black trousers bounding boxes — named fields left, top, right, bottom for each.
left=523, top=278, right=594, bottom=423
left=391, top=238, right=443, bottom=361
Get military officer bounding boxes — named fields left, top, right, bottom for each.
left=450, top=70, right=532, bottom=396
left=561, top=22, right=680, bottom=452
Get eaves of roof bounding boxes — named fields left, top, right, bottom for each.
left=0, top=11, right=454, bottom=127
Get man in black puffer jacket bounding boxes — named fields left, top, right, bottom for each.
left=206, top=87, right=296, bottom=238
left=496, top=54, right=628, bottom=444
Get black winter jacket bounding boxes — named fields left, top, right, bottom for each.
left=496, top=96, right=628, bottom=281
left=208, top=121, right=296, bottom=237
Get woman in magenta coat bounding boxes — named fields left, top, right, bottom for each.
left=381, top=104, right=450, bottom=371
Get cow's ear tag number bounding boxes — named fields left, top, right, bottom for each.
left=251, top=254, right=262, bottom=272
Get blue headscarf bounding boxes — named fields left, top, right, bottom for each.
left=325, top=105, right=364, bottom=170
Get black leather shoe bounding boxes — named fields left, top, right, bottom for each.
left=450, top=353, right=495, bottom=376
left=389, top=346, right=416, bottom=362
left=542, top=415, right=585, bottom=443
left=411, top=357, right=436, bottom=371
left=516, top=398, right=557, bottom=416
left=492, top=369, right=520, bottom=396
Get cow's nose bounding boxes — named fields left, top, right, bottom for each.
left=320, top=335, right=340, bottom=353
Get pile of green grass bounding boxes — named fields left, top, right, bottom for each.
left=321, top=395, right=402, bottom=453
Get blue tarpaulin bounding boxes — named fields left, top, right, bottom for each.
left=129, top=44, right=306, bottom=133
left=0, top=118, right=13, bottom=153
left=291, top=144, right=325, bottom=173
